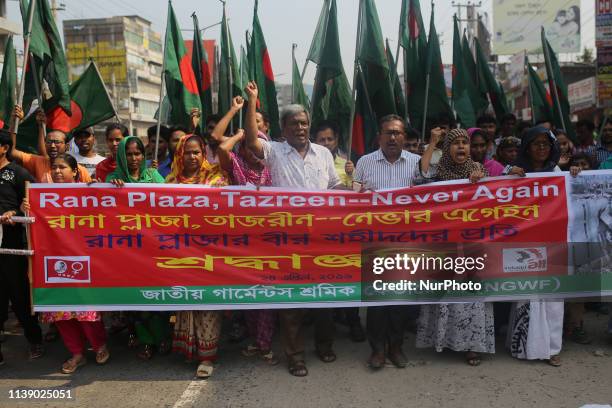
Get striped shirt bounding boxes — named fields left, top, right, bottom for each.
left=261, top=140, right=341, bottom=190
left=353, top=149, right=420, bottom=190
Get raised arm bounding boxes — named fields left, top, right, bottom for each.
left=420, top=127, right=442, bottom=175
left=35, top=110, right=47, bottom=157
left=8, top=105, right=30, bottom=163
left=244, top=81, right=264, bottom=158
left=217, top=129, right=244, bottom=174
left=210, top=96, right=244, bottom=144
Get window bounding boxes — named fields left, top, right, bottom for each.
left=125, top=30, right=143, bottom=46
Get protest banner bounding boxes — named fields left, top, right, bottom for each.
left=27, top=171, right=612, bottom=311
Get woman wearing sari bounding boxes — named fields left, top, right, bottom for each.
left=416, top=129, right=495, bottom=366
left=107, top=137, right=170, bottom=359
left=167, top=134, right=228, bottom=378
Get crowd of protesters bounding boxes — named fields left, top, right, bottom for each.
left=1, top=81, right=611, bottom=378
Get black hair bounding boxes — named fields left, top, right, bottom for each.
left=431, top=112, right=456, bottom=128
left=256, top=110, right=270, bottom=125
left=0, top=129, right=13, bottom=158
left=147, top=125, right=171, bottom=143
left=313, top=120, right=340, bottom=139
left=476, top=114, right=497, bottom=126
left=569, top=152, right=595, bottom=169
left=105, top=123, right=128, bottom=138
left=73, top=128, right=93, bottom=139
left=51, top=153, right=80, bottom=182
left=470, top=130, right=488, bottom=142
left=378, top=114, right=406, bottom=132
left=576, top=119, right=595, bottom=132
left=206, top=114, right=222, bottom=126
left=405, top=126, right=419, bottom=140
left=125, top=137, right=145, bottom=155
left=500, top=113, right=517, bottom=125
left=516, top=121, right=532, bottom=137
left=170, top=125, right=189, bottom=135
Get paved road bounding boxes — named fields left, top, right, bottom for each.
left=1, top=311, right=611, bottom=408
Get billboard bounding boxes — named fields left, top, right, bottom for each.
left=597, top=47, right=612, bottom=108
left=493, top=0, right=581, bottom=55
left=596, top=0, right=612, bottom=48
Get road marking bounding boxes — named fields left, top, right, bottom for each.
left=173, top=379, right=206, bottom=408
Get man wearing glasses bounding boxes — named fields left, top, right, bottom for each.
left=352, top=115, right=422, bottom=370
left=9, top=107, right=91, bottom=183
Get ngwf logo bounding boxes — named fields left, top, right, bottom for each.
left=502, top=248, right=547, bottom=273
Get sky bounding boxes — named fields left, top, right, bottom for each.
left=5, top=0, right=596, bottom=85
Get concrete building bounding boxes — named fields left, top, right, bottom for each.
left=63, top=15, right=163, bottom=138
left=0, top=0, right=22, bottom=59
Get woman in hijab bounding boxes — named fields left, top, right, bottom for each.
left=107, top=137, right=170, bottom=360
left=507, top=126, right=578, bottom=366
left=416, top=129, right=495, bottom=366
left=167, top=134, right=228, bottom=378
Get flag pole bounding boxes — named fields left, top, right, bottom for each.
left=221, top=0, right=234, bottom=134
left=347, top=0, right=365, bottom=158
left=154, top=2, right=170, bottom=161
left=526, top=56, right=536, bottom=126
left=239, top=45, right=245, bottom=128
left=541, top=27, right=566, bottom=131
left=14, top=0, right=37, bottom=134
left=28, top=53, right=46, bottom=140
left=91, top=59, right=121, bottom=123
left=291, top=43, right=297, bottom=103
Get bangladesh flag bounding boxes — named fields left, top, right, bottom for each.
left=17, top=61, right=116, bottom=152
left=19, top=0, right=71, bottom=115
left=292, top=48, right=310, bottom=109
left=386, top=38, right=406, bottom=118
left=218, top=6, right=241, bottom=117
left=462, top=34, right=488, bottom=115
left=310, top=0, right=352, bottom=148
left=475, top=39, right=508, bottom=120
left=0, top=35, right=16, bottom=129
left=423, top=5, right=453, bottom=129
left=250, top=0, right=280, bottom=138
left=451, top=15, right=478, bottom=127
left=239, top=45, right=250, bottom=98
left=192, top=14, right=213, bottom=124
left=163, top=1, right=201, bottom=127
left=399, top=0, right=427, bottom=128
left=358, top=0, right=396, bottom=120
left=351, top=67, right=378, bottom=158
left=541, top=28, right=575, bottom=140
left=526, top=56, right=553, bottom=126
left=306, top=0, right=330, bottom=65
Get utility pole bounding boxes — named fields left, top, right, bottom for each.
left=451, top=1, right=481, bottom=38
left=50, top=0, right=65, bottom=20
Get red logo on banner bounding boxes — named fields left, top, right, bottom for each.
left=45, top=256, right=91, bottom=283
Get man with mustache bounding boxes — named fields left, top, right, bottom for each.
left=244, top=81, right=344, bottom=377
left=9, top=106, right=91, bottom=183
left=352, top=114, right=422, bottom=370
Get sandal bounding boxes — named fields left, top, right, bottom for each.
left=241, top=344, right=260, bottom=357
left=127, top=334, right=139, bottom=349
left=548, top=355, right=561, bottom=367
left=466, top=352, right=481, bottom=366
left=316, top=349, right=337, bottom=363
left=196, top=361, right=214, bottom=378
left=95, top=346, right=110, bottom=365
left=288, top=360, right=308, bottom=377
left=61, top=356, right=86, bottom=374
left=29, top=343, right=45, bottom=360
left=138, top=345, right=154, bottom=360
left=260, top=350, right=279, bottom=366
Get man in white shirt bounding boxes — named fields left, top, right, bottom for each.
left=72, top=127, right=105, bottom=178
left=353, top=114, right=421, bottom=371
left=244, top=81, right=343, bottom=377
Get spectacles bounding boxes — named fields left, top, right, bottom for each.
left=532, top=142, right=551, bottom=149
left=46, top=140, right=65, bottom=146
left=381, top=130, right=405, bottom=137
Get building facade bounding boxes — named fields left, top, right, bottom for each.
left=63, top=15, right=163, bottom=138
